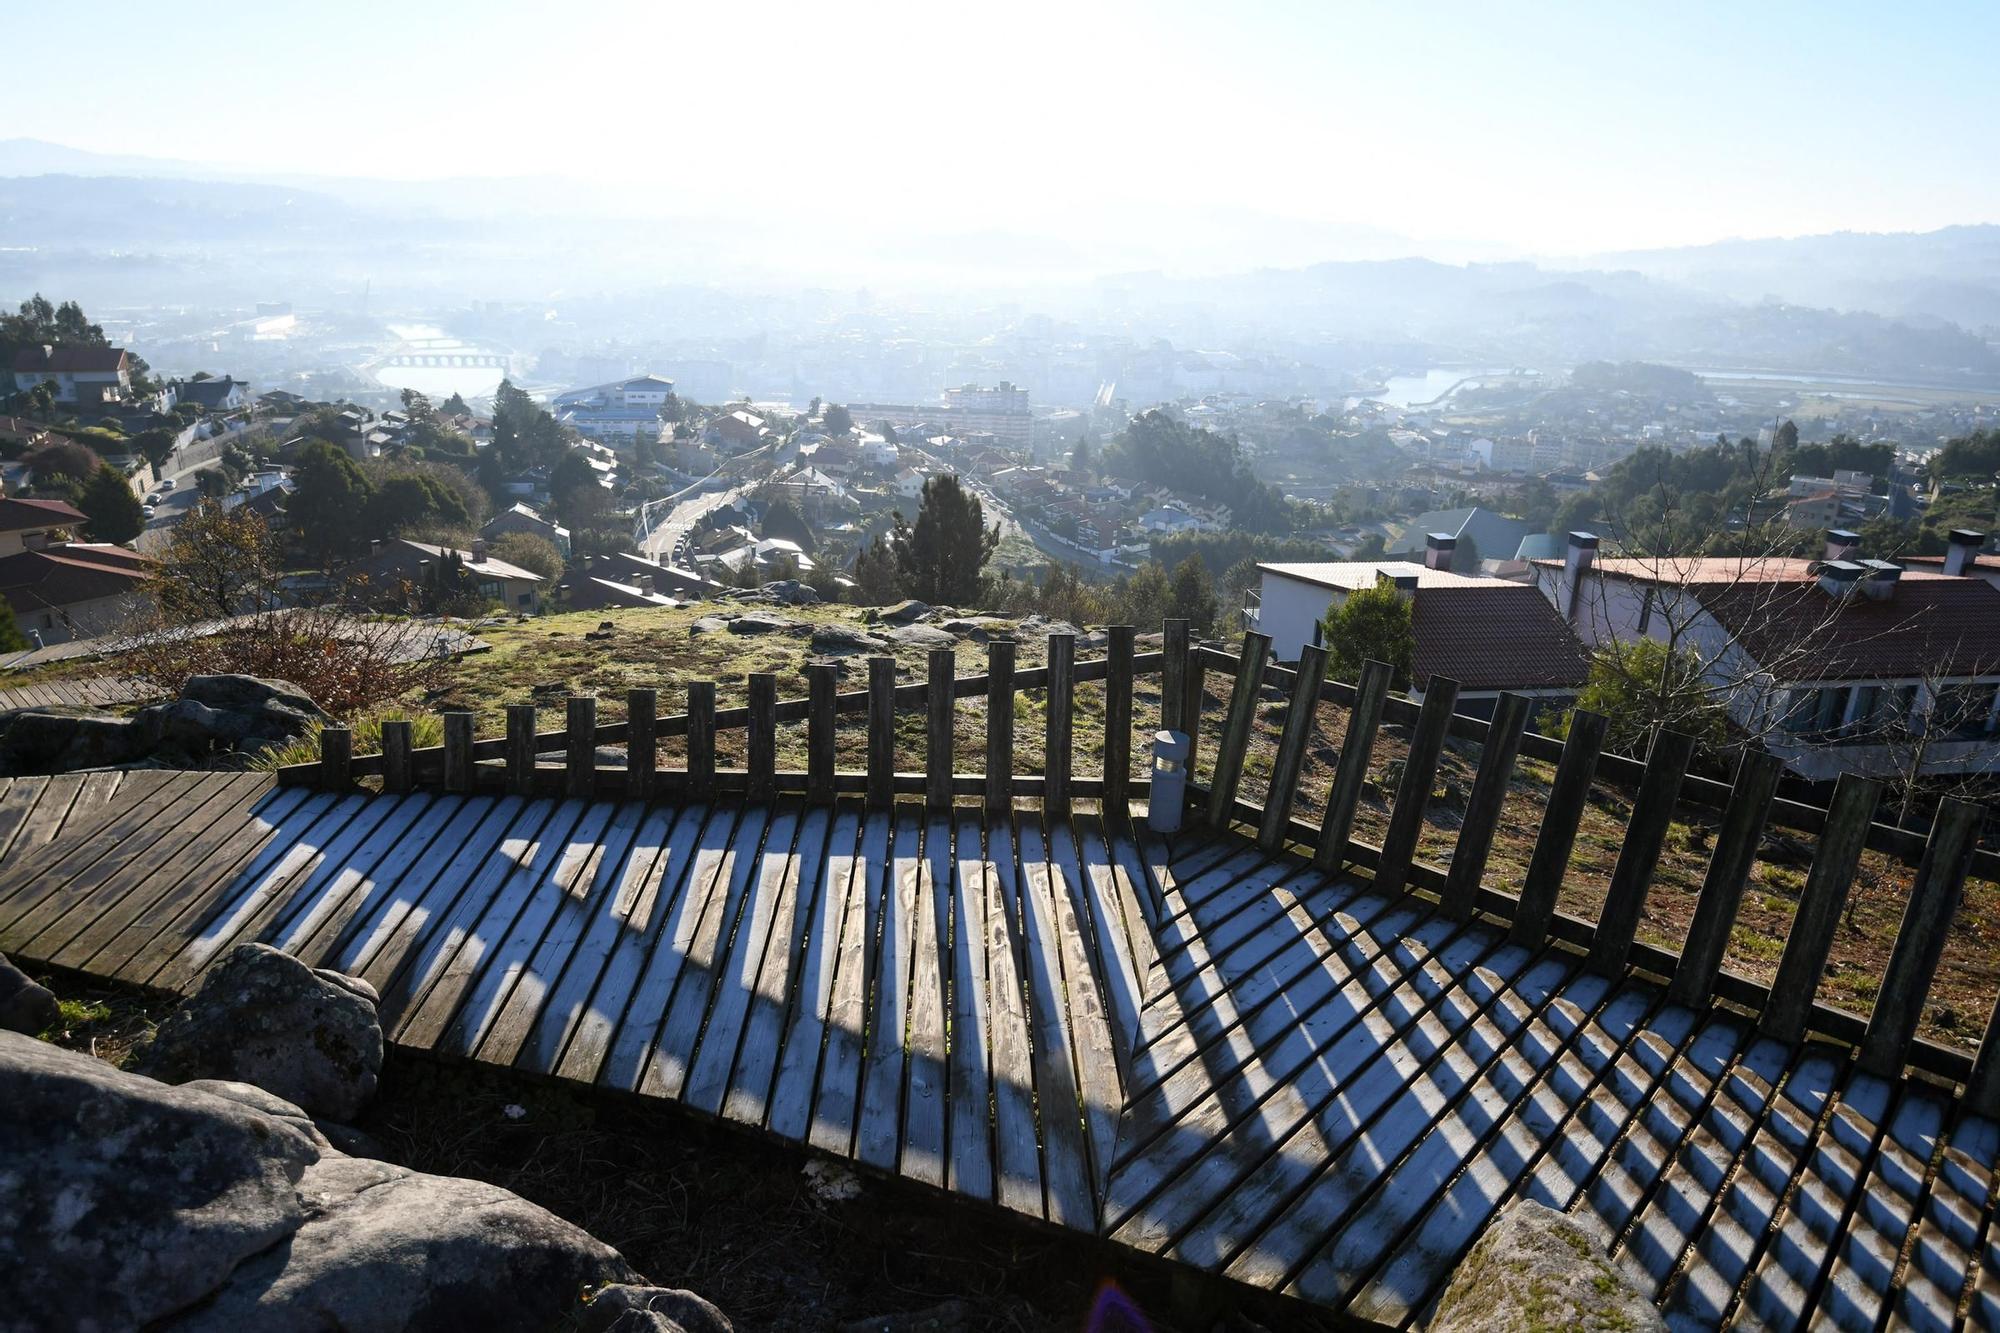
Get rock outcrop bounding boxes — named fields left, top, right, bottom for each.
left=136, top=943, right=384, bottom=1121
left=0, top=952, right=57, bottom=1036
left=1428, top=1200, right=1664, bottom=1333
left=0, top=673, right=331, bottom=775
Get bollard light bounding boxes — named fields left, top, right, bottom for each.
left=1148, top=729, right=1190, bottom=833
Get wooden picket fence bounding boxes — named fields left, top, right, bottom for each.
left=284, top=620, right=1999, bottom=1105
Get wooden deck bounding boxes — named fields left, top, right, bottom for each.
left=2, top=770, right=1995, bottom=1329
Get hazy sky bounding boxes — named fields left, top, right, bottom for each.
left=12, top=0, right=1998, bottom=257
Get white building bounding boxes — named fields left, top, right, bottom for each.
left=552, top=375, right=676, bottom=440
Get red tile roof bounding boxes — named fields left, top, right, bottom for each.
left=0, top=544, right=153, bottom=615
left=1530, top=554, right=1961, bottom=585
left=1410, top=584, right=1591, bottom=692
left=0, top=497, right=89, bottom=534
left=1693, top=578, right=2000, bottom=681
left=11, top=346, right=130, bottom=375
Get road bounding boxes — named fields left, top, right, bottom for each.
left=134, top=459, right=223, bottom=554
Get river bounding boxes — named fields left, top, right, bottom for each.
left=370, top=323, right=509, bottom=401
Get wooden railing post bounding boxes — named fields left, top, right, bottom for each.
left=1045, top=632, right=1075, bottom=815
left=926, top=647, right=953, bottom=811
left=1372, top=675, right=1460, bottom=898
left=687, top=681, right=716, bottom=790
left=1161, top=618, right=1189, bottom=735
left=985, top=638, right=1015, bottom=810
left=1859, top=798, right=1986, bottom=1076
left=807, top=662, right=837, bottom=805
left=443, top=711, right=474, bottom=794
left=566, top=695, right=597, bottom=798
left=867, top=655, right=896, bottom=810
left=1509, top=709, right=1606, bottom=948
left=1440, top=690, right=1530, bottom=919
left=505, top=703, right=536, bottom=795
left=1313, top=659, right=1390, bottom=873
left=380, top=720, right=413, bottom=794
left=747, top=673, right=777, bottom=802
left=627, top=688, right=657, bottom=801
left=1258, top=644, right=1328, bottom=850
left=1966, top=985, right=2000, bottom=1118
left=1587, top=726, right=1695, bottom=976
left=1668, top=748, right=1783, bottom=1006
left=1104, top=624, right=1135, bottom=811
left=318, top=725, right=352, bottom=792
left=1760, top=773, right=1882, bottom=1043
left=1204, top=631, right=1272, bottom=827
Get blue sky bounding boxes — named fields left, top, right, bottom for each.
left=8, top=0, right=1996, bottom=255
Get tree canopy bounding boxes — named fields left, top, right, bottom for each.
left=1105, top=410, right=1291, bottom=533
left=1320, top=581, right=1415, bottom=688
left=892, top=474, right=999, bottom=604
left=78, top=464, right=144, bottom=543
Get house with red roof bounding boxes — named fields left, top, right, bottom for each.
left=0, top=500, right=153, bottom=644
left=11, top=345, right=134, bottom=407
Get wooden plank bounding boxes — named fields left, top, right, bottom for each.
left=1161, top=617, right=1189, bottom=734
left=855, top=802, right=924, bottom=1170
left=897, top=812, right=953, bottom=1187
left=1312, top=658, right=1390, bottom=873
left=806, top=806, right=889, bottom=1158
left=266, top=792, right=445, bottom=961
left=443, top=710, right=474, bottom=792
left=1044, top=632, right=1075, bottom=815
left=319, top=726, right=352, bottom=791
left=1968, top=988, right=2000, bottom=1120
left=1053, top=816, right=1147, bottom=1077
left=766, top=803, right=863, bottom=1141
left=334, top=797, right=527, bottom=987
left=806, top=663, right=836, bottom=805
left=0, top=770, right=202, bottom=922
left=1587, top=726, right=1695, bottom=976
left=1012, top=812, right=1095, bottom=1227
left=506, top=703, right=537, bottom=795
left=985, top=639, right=1015, bottom=810
left=687, top=680, right=716, bottom=788
left=1373, top=676, right=1460, bottom=898
left=1510, top=709, right=1606, bottom=949
left=1859, top=797, right=1986, bottom=1076
left=682, top=806, right=807, bottom=1115
left=1257, top=643, right=1328, bottom=851
left=723, top=803, right=834, bottom=1128
left=637, top=804, right=773, bottom=1101
left=1669, top=748, right=1784, bottom=1007
left=1760, top=774, right=1881, bottom=1044
left=626, top=688, right=657, bottom=801
left=1811, top=1085, right=1944, bottom=1329
left=926, top=646, right=952, bottom=811
left=945, top=811, right=995, bottom=1202
left=867, top=656, right=895, bottom=809
left=1203, top=631, right=1272, bottom=827
left=381, top=720, right=414, bottom=794
left=746, top=673, right=776, bottom=802
left=1039, top=815, right=1123, bottom=1200
left=0, top=776, right=51, bottom=864
left=981, top=810, right=1044, bottom=1218
left=1440, top=690, right=1530, bottom=920
left=282, top=792, right=458, bottom=970
left=537, top=803, right=698, bottom=1081
left=591, top=804, right=744, bottom=1092
left=565, top=696, right=598, bottom=798
left=1889, top=1115, right=1996, bottom=1329
left=1104, top=624, right=1135, bottom=810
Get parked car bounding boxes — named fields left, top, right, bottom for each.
left=145, top=492, right=162, bottom=505
left=158, top=478, right=176, bottom=491
left=141, top=504, right=156, bottom=518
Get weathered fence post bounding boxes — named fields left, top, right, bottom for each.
left=1858, top=798, right=1986, bottom=1076
left=985, top=639, right=1016, bottom=809
left=1587, top=726, right=1695, bottom=975
left=1760, top=773, right=1882, bottom=1043
left=1161, top=618, right=1189, bottom=735
left=1045, top=632, right=1075, bottom=815
left=868, top=655, right=896, bottom=809
left=927, top=647, right=953, bottom=811
left=1440, top=691, right=1530, bottom=919
left=566, top=695, right=597, bottom=798
left=1373, top=676, right=1460, bottom=898
left=443, top=711, right=474, bottom=794
left=626, top=688, right=657, bottom=801
left=1258, top=644, right=1328, bottom=850
left=1312, top=658, right=1391, bottom=873
left=1668, top=747, right=1783, bottom=1006
left=807, top=662, right=837, bottom=805
left=1104, top=624, right=1135, bottom=811
left=747, top=672, right=777, bottom=801
left=318, top=725, right=352, bottom=792
left=506, top=704, right=536, bottom=795
left=1509, top=709, right=1606, bottom=948
left=380, top=721, right=413, bottom=794
left=687, top=680, right=716, bottom=790
left=1204, top=631, right=1272, bottom=827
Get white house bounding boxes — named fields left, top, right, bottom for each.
left=12, top=346, right=133, bottom=407
left=1139, top=506, right=1200, bottom=534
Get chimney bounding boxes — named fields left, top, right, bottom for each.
left=1817, top=559, right=1865, bottom=599
left=1423, top=532, right=1456, bottom=571
left=1824, top=529, right=1861, bottom=563
left=1561, top=530, right=1598, bottom=621
left=1944, top=529, right=1985, bottom=577
left=1858, top=558, right=1902, bottom=601
left=637, top=573, right=654, bottom=596
left=1375, top=569, right=1419, bottom=601
left=369, top=538, right=382, bottom=555
left=471, top=539, right=488, bottom=563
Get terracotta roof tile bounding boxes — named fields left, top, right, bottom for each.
left=1409, top=584, right=1591, bottom=691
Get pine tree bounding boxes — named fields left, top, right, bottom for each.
left=891, top=475, right=998, bottom=605
left=79, top=464, right=145, bottom=543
